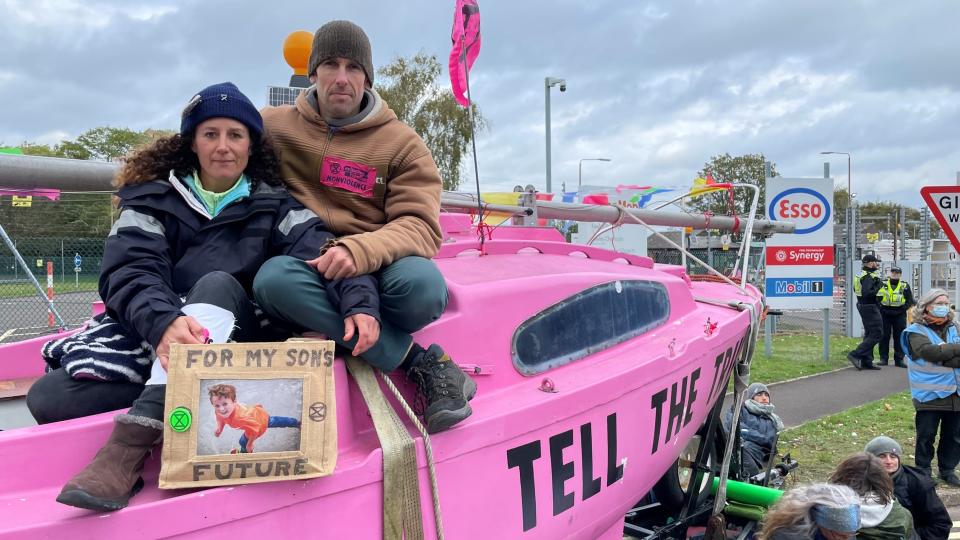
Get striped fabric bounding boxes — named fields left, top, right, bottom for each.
left=41, top=313, right=154, bottom=383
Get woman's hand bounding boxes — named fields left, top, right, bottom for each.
left=343, top=313, right=380, bottom=357
left=156, top=315, right=207, bottom=369
left=307, top=246, right=357, bottom=280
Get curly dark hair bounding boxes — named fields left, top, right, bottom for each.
left=114, top=130, right=282, bottom=189
left=828, top=452, right=894, bottom=505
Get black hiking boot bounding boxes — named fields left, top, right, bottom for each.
left=847, top=352, right=862, bottom=371
left=406, top=344, right=477, bottom=434
left=862, top=361, right=881, bottom=370
left=941, top=471, right=960, bottom=487
left=878, top=358, right=889, bottom=366
left=894, top=359, right=907, bottom=368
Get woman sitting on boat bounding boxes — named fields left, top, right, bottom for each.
left=724, top=382, right=784, bottom=479
left=899, top=287, right=960, bottom=487
left=759, top=483, right=861, bottom=540
left=828, top=453, right=914, bottom=540
left=41, top=82, right=379, bottom=512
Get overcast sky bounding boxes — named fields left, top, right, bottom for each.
left=2, top=0, right=958, bottom=207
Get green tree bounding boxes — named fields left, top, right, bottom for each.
left=16, top=142, right=61, bottom=157
left=55, top=126, right=168, bottom=161
left=691, top=153, right=777, bottom=218
left=375, top=52, right=485, bottom=191
left=833, top=187, right=851, bottom=218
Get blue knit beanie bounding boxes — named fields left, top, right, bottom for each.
left=179, top=82, right=263, bottom=137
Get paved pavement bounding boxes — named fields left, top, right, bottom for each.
left=0, top=290, right=97, bottom=343
left=765, top=364, right=910, bottom=428
left=725, top=363, right=910, bottom=428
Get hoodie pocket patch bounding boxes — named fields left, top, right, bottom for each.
left=320, top=156, right=376, bottom=198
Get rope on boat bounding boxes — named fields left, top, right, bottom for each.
left=612, top=206, right=751, bottom=295
left=345, top=357, right=429, bottom=540
left=376, top=369, right=445, bottom=540
left=711, top=302, right=761, bottom=519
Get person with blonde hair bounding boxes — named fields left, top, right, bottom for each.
left=901, top=287, right=960, bottom=486
left=760, top=483, right=861, bottom=540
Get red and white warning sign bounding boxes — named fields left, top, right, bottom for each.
left=921, top=186, right=960, bottom=254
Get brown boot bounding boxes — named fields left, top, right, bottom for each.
left=57, top=414, right=162, bottom=512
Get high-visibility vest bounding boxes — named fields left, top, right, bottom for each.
left=853, top=269, right=879, bottom=297
left=901, top=323, right=960, bottom=402
left=879, top=280, right=907, bottom=307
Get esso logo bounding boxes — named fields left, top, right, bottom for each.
left=768, top=188, right=831, bottom=234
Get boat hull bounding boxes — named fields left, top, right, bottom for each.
left=0, top=236, right=760, bottom=539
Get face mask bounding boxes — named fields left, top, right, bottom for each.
left=890, top=279, right=899, bottom=286
left=932, top=305, right=951, bottom=318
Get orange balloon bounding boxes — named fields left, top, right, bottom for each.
left=283, top=31, right=313, bottom=75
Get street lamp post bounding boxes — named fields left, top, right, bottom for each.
left=820, top=151, right=853, bottom=337
left=545, top=77, right=566, bottom=194
left=578, top=158, right=612, bottom=191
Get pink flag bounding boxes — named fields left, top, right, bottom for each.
left=449, top=0, right=481, bottom=107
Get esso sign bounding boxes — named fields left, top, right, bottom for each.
left=768, top=188, right=831, bottom=234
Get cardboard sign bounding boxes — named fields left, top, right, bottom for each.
left=159, top=340, right=337, bottom=489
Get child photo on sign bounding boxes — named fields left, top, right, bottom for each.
left=198, top=379, right=303, bottom=456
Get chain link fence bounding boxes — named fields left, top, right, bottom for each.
left=0, top=193, right=112, bottom=343
left=0, top=192, right=949, bottom=344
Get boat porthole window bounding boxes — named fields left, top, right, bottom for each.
left=511, top=280, right=670, bottom=375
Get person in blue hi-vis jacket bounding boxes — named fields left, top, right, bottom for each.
left=900, top=288, right=960, bottom=487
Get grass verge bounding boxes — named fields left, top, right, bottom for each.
left=728, top=334, right=860, bottom=393
left=0, top=277, right=98, bottom=298
left=777, top=390, right=960, bottom=501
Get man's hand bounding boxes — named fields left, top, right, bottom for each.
left=214, top=429, right=222, bottom=437
left=156, top=315, right=207, bottom=370
left=343, top=313, right=380, bottom=357
left=307, top=246, right=357, bottom=280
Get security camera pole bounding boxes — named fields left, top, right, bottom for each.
left=545, top=77, right=566, bottom=194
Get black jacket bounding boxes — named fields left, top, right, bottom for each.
left=893, top=464, right=951, bottom=540
left=858, top=269, right=883, bottom=305
left=724, top=405, right=779, bottom=477
left=100, top=176, right=379, bottom=349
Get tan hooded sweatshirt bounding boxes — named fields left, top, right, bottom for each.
left=262, top=87, right=442, bottom=275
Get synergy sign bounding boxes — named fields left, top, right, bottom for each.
left=764, top=178, right=834, bottom=309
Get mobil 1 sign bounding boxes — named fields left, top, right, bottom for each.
left=764, top=177, right=834, bottom=309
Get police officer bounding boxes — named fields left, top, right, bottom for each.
left=878, top=266, right=915, bottom=368
left=848, top=253, right=883, bottom=370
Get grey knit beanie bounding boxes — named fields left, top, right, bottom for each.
left=308, top=20, right=374, bottom=85
left=746, top=382, right=770, bottom=400
left=864, top=435, right=902, bottom=458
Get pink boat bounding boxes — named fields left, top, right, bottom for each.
left=0, top=208, right=769, bottom=539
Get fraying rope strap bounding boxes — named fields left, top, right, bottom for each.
left=345, top=357, right=445, bottom=540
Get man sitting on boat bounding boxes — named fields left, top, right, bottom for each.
left=253, top=20, right=477, bottom=434
left=51, top=82, right=379, bottom=512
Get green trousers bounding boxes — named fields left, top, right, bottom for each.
left=253, top=255, right=447, bottom=372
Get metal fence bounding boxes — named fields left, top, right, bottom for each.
left=0, top=192, right=951, bottom=344
left=0, top=192, right=111, bottom=343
